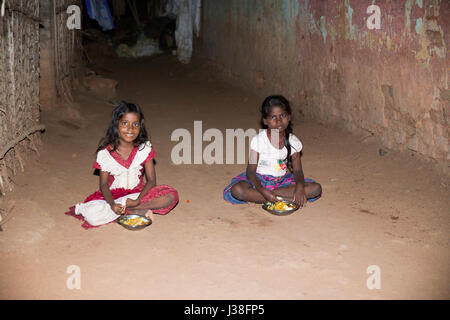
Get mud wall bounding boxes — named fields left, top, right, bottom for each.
left=200, top=0, right=449, bottom=169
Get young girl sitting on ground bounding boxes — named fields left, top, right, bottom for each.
left=223, top=95, right=321, bottom=207
left=66, top=101, right=179, bottom=229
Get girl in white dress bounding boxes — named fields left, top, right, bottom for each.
left=66, top=101, right=178, bottom=229
left=223, top=95, right=321, bottom=207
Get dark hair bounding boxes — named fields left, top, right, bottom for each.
left=96, top=101, right=149, bottom=153
left=261, top=95, right=294, bottom=170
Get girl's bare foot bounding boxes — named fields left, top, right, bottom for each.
left=128, top=208, right=152, bottom=220
left=145, top=210, right=154, bottom=220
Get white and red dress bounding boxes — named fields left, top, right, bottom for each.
left=65, top=141, right=179, bottom=229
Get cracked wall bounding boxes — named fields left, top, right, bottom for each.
left=200, top=0, right=449, bottom=169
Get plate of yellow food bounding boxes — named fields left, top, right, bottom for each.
left=117, top=214, right=152, bottom=230
left=262, top=199, right=299, bottom=216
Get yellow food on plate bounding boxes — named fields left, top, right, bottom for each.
left=267, top=201, right=296, bottom=211
left=122, top=216, right=148, bottom=226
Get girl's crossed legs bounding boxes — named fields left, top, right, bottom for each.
left=231, top=180, right=321, bottom=204
left=128, top=185, right=178, bottom=217
left=224, top=172, right=321, bottom=205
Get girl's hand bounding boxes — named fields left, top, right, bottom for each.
left=111, top=203, right=126, bottom=215
left=261, top=189, right=277, bottom=203
left=125, top=198, right=140, bottom=208
left=293, top=186, right=307, bottom=207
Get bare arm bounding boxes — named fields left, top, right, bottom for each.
left=138, top=160, right=157, bottom=203
left=126, top=160, right=156, bottom=208
left=291, top=152, right=307, bottom=206
left=246, top=150, right=277, bottom=202
left=99, top=171, right=124, bottom=214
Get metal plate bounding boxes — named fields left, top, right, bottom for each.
left=262, top=200, right=299, bottom=216
left=117, top=214, right=152, bottom=230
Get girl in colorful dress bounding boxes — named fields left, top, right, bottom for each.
left=66, top=101, right=178, bottom=229
left=223, top=95, right=322, bottom=207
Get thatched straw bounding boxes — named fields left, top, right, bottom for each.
left=0, top=0, right=75, bottom=195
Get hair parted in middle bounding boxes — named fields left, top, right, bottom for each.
left=260, top=95, right=294, bottom=170
left=96, top=101, right=149, bottom=153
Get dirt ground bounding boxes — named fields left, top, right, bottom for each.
left=1, top=52, right=449, bottom=300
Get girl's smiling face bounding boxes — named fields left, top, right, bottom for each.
left=263, top=106, right=291, bottom=133
left=118, top=112, right=141, bottom=144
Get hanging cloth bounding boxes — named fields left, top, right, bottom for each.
left=165, top=0, right=201, bottom=64
left=86, top=0, right=115, bottom=31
